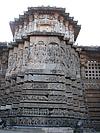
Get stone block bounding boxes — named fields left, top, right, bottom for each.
left=42, top=127, right=73, bottom=133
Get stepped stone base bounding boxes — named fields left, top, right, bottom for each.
left=0, top=127, right=74, bottom=133
left=0, top=127, right=99, bottom=133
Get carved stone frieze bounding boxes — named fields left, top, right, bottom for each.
left=14, top=116, right=78, bottom=127
left=13, top=11, right=76, bottom=44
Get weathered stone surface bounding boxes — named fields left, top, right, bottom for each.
left=0, top=7, right=86, bottom=129
left=0, top=127, right=74, bottom=133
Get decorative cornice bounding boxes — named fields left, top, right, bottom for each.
left=9, top=6, right=81, bottom=41
left=0, top=42, right=8, bottom=49
left=77, top=46, right=100, bottom=52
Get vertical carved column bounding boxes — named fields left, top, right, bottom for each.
left=54, top=13, right=60, bottom=32
left=6, top=49, right=13, bottom=76
left=80, top=54, right=87, bottom=79
left=0, top=46, right=8, bottom=108
left=16, top=44, right=23, bottom=72
left=23, top=20, right=28, bottom=36
left=33, top=13, right=38, bottom=31
left=59, top=16, right=65, bottom=33
left=28, top=15, right=33, bottom=33
left=14, top=25, right=19, bottom=41
left=69, top=25, right=74, bottom=44
left=12, top=46, right=18, bottom=74
left=17, top=25, right=23, bottom=39
left=64, top=21, right=69, bottom=40
left=22, top=41, right=30, bottom=71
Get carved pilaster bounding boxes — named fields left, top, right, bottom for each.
left=22, top=41, right=30, bottom=71
left=11, top=47, right=18, bottom=74
left=6, top=49, right=13, bottom=76
left=69, top=25, right=74, bottom=44
left=17, top=25, right=23, bottom=39
left=80, top=54, right=87, bottom=79
left=64, top=21, right=69, bottom=40
left=33, top=13, right=38, bottom=31
left=16, top=43, right=23, bottom=72
left=28, top=15, right=33, bottom=33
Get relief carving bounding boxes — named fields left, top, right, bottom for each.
left=17, top=46, right=23, bottom=71
left=11, top=47, right=18, bottom=73
left=64, top=21, right=69, bottom=39
left=16, top=117, right=69, bottom=126
left=28, top=15, right=33, bottom=33
left=14, top=26, right=19, bottom=40
left=16, top=25, right=23, bottom=39
left=6, top=49, right=13, bottom=75
left=20, top=107, right=67, bottom=117
left=23, top=21, right=28, bottom=36
left=23, top=42, right=30, bottom=67
left=69, top=25, right=74, bottom=43
left=33, top=13, right=38, bottom=31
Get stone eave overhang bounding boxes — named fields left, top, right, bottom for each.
left=77, top=46, right=100, bottom=55
left=27, top=31, right=64, bottom=37
left=8, top=32, right=68, bottom=49
left=27, top=6, right=66, bottom=14
left=0, top=42, right=8, bottom=49
left=8, top=39, right=24, bottom=49
left=9, top=6, right=81, bottom=41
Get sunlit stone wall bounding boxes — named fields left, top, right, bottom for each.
left=0, top=7, right=86, bottom=127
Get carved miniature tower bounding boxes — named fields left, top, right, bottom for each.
left=2, top=7, right=86, bottom=127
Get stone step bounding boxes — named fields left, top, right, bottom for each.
left=0, top=128, right=99, bottom=133
left=0, top=127, right=73, bottom=133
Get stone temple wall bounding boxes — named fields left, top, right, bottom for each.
left=0, top=7, right=100, bottom=130
left=79, top=46, right=100, bottom=131
left=0, top=43, right=8, bottom=106
left=0, top=36, right=86, bottom=127
left=0, top=7, right=86, bottom=128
